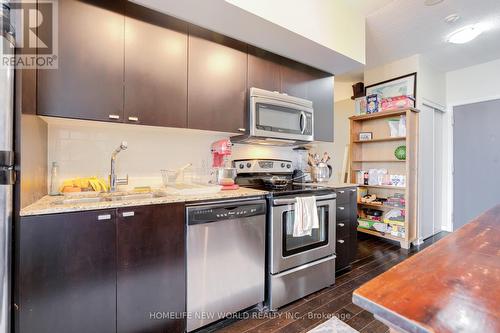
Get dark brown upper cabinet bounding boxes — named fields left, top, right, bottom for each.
left=18, top=210, right=117, bottom=333
left=247, top=47, right=281, bottom=92
left=308, top=69, right=334, bottom=142
left=124, top=3, right=188, bottom=127
left=37, top=0, right=125, bottom=122
left=187, top=25, right=248, bottom=133
left=116, top=203, right=185, bottom=333
left=280, top=60, right=311, bottom=100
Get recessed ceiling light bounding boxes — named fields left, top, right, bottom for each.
left=424, top=0, right=444, bottom=6
left=447, top=25, right=483, bottom=44
left=444, top=14, right=460, bottom=24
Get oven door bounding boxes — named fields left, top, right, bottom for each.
left=250, top=97, right=314, bottom=142
left=269, top=194, right=336, bottom=274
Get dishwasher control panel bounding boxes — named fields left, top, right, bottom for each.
left=187, top=202, right=266, bottom=225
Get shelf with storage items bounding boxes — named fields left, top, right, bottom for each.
left=350, top=108, right=419, bottom=249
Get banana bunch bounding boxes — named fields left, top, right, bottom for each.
left=60, top=177, right=109, bottom=193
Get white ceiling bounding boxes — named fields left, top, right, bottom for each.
left=363, top=0, right=500, bottom=71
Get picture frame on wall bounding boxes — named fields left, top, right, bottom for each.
left=359, top=132, right=373, bottom=141
left=365, top=73, right=417, bottom=99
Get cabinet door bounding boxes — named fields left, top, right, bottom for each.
left=308, top=70, right=334, bottom=142
left=280, top=62, right=334, bottom=142
left=116, top=203, right=186, bottom=333
left=335, top=234, right=351, bottom=271
left=18, top=210, right=117, bottom=333
left=188, top=25, right=247, bottom=133
left=124, top=3, right=188, bottom=127
left=280, top=60, right=310, bottom=99
left=248, top=47, right=281, bottom=92
left=37, top=0, right=124, bottom=122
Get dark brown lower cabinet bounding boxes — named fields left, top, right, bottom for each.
left=18, top=210, right=117, bottom=333
left=335, top=187, right=358, bottom=272
left=17, top=203, right=186, bottom=333
left=117, top=203, right=185, bottom=333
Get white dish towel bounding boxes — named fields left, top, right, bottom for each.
left=293, top=196, right=319, bottom=237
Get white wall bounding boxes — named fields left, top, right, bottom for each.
left=364, top=55, right=419, bottom=87
left=226, top=0, right=365, bottom=64
left=334, top=81, right=355, bottom=102
left=45, top=118, right=297, bottom=190
left=446, top=58, right=500, bottom=106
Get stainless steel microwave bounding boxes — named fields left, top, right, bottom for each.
left=232, top=88, right=314, bottom=146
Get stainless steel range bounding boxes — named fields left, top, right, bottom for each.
left=234, top=159, right=336, bottom=310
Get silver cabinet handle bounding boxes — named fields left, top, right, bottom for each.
left=338, top=190, right=345, bottom=194
left=350, top=189, right=356, bottom=192
left=337, top=223, right=345, bottom=227
left=108, top=114, right=120, bottom=120
left=122, top=211, right=135, bottom=218
left=337, top=239, right=345, bottom=244
left=98, top=214, right=111, bottom=221
left=237, top=128, right=246, bottom=132
left=338, top=206, right=345, bottom=210
left=128, top=116, right=139, bottom=122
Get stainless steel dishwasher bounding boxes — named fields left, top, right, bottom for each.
left=186, top=198, right=267, bottom=332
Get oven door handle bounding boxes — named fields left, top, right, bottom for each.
left=272, top=193, right=336, bottom=206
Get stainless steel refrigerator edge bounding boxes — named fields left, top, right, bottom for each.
left=0, top=4, right=15, bottom=333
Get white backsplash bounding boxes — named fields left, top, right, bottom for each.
left=46, top=117, right=308, bottom=190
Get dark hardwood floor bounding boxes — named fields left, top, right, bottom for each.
left=209, top=232, right=449, bottom=333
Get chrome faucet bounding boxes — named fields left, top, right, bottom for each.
left=109, top=141, right=129, bottom=192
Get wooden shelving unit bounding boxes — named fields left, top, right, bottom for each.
left=350, top=108, right=419, bottom=249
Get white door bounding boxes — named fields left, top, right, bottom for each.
left=418, top=105, right=444, bottom=240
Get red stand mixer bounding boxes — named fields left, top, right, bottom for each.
left=210, top=139, right=239, bottom=190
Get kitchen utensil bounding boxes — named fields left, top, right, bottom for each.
left=321, top=152, right=330, bottom=163
left=308, top=153, right=316, bottom=166
left=311, top=164, right=330, bottom=183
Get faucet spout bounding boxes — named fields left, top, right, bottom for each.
left=109, top=141, right=128, bottom=192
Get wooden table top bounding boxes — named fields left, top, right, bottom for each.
left=353, top=204, right=500, bottom=333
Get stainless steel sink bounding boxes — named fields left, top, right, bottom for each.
left=108, top=193, right=166, bottom=201
left=57, top=197, right=110, bottom=205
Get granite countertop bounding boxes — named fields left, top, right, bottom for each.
left=20, top=188, right=269, bottom=216
left=352, top=204, right=500, bottom=333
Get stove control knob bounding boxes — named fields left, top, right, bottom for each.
left=286, top=164, right=291, bottom=169
left=239, top=163, right=244, bottom=169
left=246, top=162, right=252, bottom=168
left=281, top=163, right=285, bottom=168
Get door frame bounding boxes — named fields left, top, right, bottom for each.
left=417, top=102, right=446, bottom=242
left=446, top=94, right=500, bottom=231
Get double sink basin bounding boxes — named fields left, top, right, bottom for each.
left=55, top=192, right=168, bottom=205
